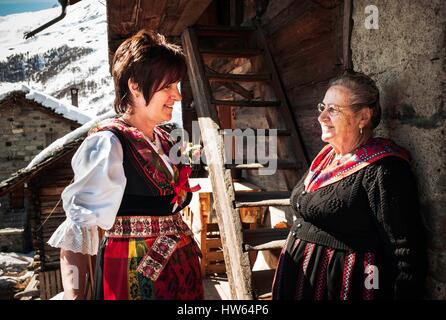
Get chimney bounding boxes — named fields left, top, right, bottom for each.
left=70, top=87, right=79, bottom=107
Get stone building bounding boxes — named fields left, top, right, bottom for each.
left=0, top=85, right=92, bottom=252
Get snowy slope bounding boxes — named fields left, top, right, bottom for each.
left=0, top=0, right=183, bottom=126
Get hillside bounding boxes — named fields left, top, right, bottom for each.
left=0, top=0, right=182, bottom=125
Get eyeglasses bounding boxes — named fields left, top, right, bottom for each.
left=317, top=102, right=348, bottom=117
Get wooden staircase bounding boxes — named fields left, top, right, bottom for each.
left=182, top=23, right=308, bottom=299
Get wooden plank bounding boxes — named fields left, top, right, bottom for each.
left=200, top=48, right=262, bottom=58
left=40, top=205, right=64, bottom=214
left=220, top=129, right=291, bottom=136
left=212, top=99, right=280, bottom=107
left=45, top=271, right=51, bottom=300
left=200, top=198, right=208, bottom=277
left=50, top=271, right=57, bottom=299
left=216, top=82, right=254, bottom=100
left=234, top=191, right=291, bottom=208
left=244, top=239, right=286, bottom=251
left=55, top=269, right=62, bottom=293
left=39, top=272, right=46, bottom=299
left=206, top=238, right=222, bottom=249
left=195, top=25, right=255, bottom=37
left=343, top=0, right=353, bottom=70
left=225, top=160, right=300, bottom=170
left=206, top=223, right=219, bottom=233
left=207, top=250, right=224, bottom=261
left=236, top=199, right=290, bottom=208
left=39, top=186, right=65, bottom=196
left=207, top=73, right=270, bottom=82
left=39, top=194, right=63, bottom=201
left=206, top=263, right=226, bottom=274
left=171, top=0, right=212, bottom=36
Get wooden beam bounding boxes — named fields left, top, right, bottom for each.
left=182, top=28, right=253, bottom=299
left=172, top=0, right=212, bottom=36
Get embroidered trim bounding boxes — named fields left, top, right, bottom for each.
left=90, top=118, right=179, bottom=195
left=363, top=252, right=376, bottom=300
left=314, top=247, right=335, bottom=300
left=340, top=252, right=356, bottom=300
left=105, top=214, right=192, bottom=238
left=295, top=242, right=315, bottom=299
left=304, top=138, right=411, bottom=192
left=136, top=235, right=180, bottom=282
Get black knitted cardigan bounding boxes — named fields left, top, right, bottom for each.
left=289, top=156, right=427, bottom=299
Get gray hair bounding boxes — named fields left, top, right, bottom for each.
left=329, top=71, right=382, bottom=129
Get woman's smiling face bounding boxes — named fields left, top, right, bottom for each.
left=318, top=85, right=363, bottom=153
left=145, top=81, right=182, bottom=123
left=129, top=80, right=182, bottom=124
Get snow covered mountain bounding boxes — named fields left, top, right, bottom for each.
left=0, top=0, right=183, bottom=125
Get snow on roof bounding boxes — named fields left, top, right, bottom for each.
left=0, top=84, right=93, bottom=125
left=0, top=109, right=116, bottom=196
left=26, top=109, right=116, bottom=169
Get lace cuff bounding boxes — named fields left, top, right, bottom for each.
left=47, top=218, right=99, bottom=256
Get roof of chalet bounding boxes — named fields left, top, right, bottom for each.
left=0, top=84, right=93, bottom=125
left=0, top=110, right=116, bottom=197
left=106, top=0, right=211, bottom=66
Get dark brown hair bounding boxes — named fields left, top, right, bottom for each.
left=112, top=29, right=187, bottom=114
left=329, top=71, right=382, bottom=129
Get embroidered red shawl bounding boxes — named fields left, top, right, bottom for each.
left=304, top=137, right=411, bottom=192
left=89, top=117, right=199, bottom=207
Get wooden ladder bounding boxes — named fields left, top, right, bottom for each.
left=182, top=23, right=308, bottom=299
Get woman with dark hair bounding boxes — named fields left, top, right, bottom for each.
left=272, top=71, right=426, bottom=300
left=48, top=29, right=203, bottom=300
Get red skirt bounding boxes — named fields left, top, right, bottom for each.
left=93, top=214, right=204, bottom=300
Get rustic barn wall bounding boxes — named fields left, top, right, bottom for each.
left=30, top=151, right=75, bottom=270
left=350, top=0, right=446, bottom=298
left=225, top=0, right=346, bottom=226
left=259, top=0, right=346, bottom=159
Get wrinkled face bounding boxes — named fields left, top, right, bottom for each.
left=318, top=85, right=363, bottom=152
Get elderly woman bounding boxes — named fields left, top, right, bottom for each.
left=272, top=71, right=426, bottom=300
left=48, top=29, right=203, bottom=300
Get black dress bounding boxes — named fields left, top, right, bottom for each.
left=272, top=157, right=426, bottom=300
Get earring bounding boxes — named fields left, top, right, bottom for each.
left=359, top=127, right=363, bottom=135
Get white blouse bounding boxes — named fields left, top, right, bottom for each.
left=47, top=130, right=175, bottom=256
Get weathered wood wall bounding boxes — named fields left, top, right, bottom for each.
left=29, top=151, right=75, bottom=271
left=106, top=0, right=211, bottom=68
left=257, top=0, right=347, bottom=159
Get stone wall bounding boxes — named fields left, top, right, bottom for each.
left=350, top=0, right=446, bottom=299
left=0, top=92, right=79, bottom=181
